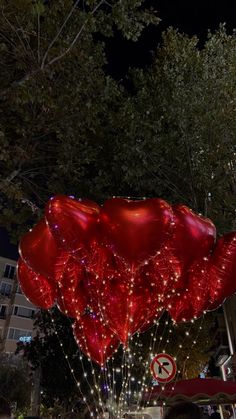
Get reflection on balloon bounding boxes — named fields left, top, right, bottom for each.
left=17, top=196, right=236, bottom=365
left=17, top=258, right=56, bottom=309
left=73, top=313, right=120, bottom=366
left=19, top=218, right=60, bottom=279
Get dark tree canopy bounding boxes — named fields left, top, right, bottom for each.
left=0, top=1, right=235, bottom=414
left=0, top=2, right=235, bottom=238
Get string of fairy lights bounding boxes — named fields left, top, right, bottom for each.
left=23, top=248, right=212, bottom=418
left=16, top=242, right=209, bottom=418
left=47, top=303, right=208, bottom=419
left=49, top=313, right=95, bottom=417
left=144, top=318, right=196, bottom=408
left=19, top=196, right=218, bottom=418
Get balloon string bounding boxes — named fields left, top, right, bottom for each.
left=66, top=314, right=106, bottom=416
left=137, top=248, right=183, bottom=409
left=147, top=315, right=205, bottom=408
left=88, top=253, right=117, bottom=410
left=149, top=316, right=204, bottom=410
left=136, top=314, right=167, bottom=411
left=146, top=319, right=192, bottom=407
left=105, top=358, right=115, bottom=415
left=49, top=310, right=94, bottom=417
left=111, top=357, right=117, bottom=414
left=117, top=343, right=128, bottom=415
left=83, top=269, right=110, bottom=413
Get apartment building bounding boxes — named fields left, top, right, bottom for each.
left=207, top=296, right=236, bottom=381
left=0, top=255, right=36, bottom=353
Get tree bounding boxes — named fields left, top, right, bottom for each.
left=0, top=24, right=235, bottom=237
left=17, top=308, right=126, bottom=416
left=1, top=2, right=236, bottom=413
left=115, top=26, right=236, bottom=233
left=0, top=0, right=159, bottom=239
left=0, top=354, right=32, bottom=414
left=17, top=308, right=215, bottom=415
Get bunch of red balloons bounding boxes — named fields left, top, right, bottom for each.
left=18, top=195, right=236, bottom=365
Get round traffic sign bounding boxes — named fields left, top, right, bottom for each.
left=150, top=353, right=177, bottom=383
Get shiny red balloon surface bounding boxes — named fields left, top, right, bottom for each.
left=19, top=218, right=60, bottom=279
left=73, top=313, right=120, bottom=366
left=100, top=198, right=173, bottom=264
left=208, top=232, right=236, bottom=305
left=56, top=256, right=89, bottom=318
left=17, top=258, right=56, bottom=309
left=45, top=195, right=100, bottom=254
left=17, top=195, right=236, bottom=364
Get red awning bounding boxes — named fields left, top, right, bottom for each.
left=143, top=378, right=236, bottom=404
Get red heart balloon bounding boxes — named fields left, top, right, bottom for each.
left=45, top=195, right=100, bottom=254
left=148, top=246, right=183, bottom=294
left=73, top=314, right=120, bottom=366
left=171, top=205, right=216, bottom=270
left=56, top=256, right=89, bottom=318
left=100, top=198, right=173, bottom=265
left=57, top=280, right=89, bottom=319
left=138, top=308, right=164, bottom=333
left=167, top=291, right=195, bottom=323
left=55, top=254, right=84, bottom=287
left=208, top=232, right=236, bottom=305
left=17, top=258, right=56, bottom=309
left=86, top=243, right=181, bottom=341
left=185, top=257, right=210, bottom=317
left=167, top=258, right=211, bottom=322
left=19, top=218, right=60, bottom=279
left=99, top=275, right=163, bottom=344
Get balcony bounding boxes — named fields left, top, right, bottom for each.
left=0, top=291, right=11, bottom=298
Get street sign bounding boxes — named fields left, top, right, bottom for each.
left=150, top=353, right=177, bottom=383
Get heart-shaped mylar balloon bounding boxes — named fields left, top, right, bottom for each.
left=45, top=195, right=100, bottom=254
left=19, top=218, right=60, bottom=279
left=208, top=232, right=236, bottom=306
left=167, top=257, right=211, bottom=322
left=56, top=255, right=89, bottom=318
left=185, top=257, right=210, bottom=317
left=73, top=313, right=119, bottom=366
left=100, top=198, right=173, bottom=265
left=98, top=275, right=163, bottom=344
left=167, top=292, right=195, bottom=323
left=171, top=205, right=216, bottom=269
left=57, top=280, right=89, bottom=319
left=18, top=194, right=236, bottom=362
left=17, top=258, right=56, bottom=309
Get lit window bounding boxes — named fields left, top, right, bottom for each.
left=8, top=328, right=32, bottom=341
left=0, top=282, right=12, bottom=297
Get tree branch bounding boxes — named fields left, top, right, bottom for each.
left=0, top=69, right=41, bottom=99
left=0, top=169, right=21, bottom=190
left=45, top=0, right=105, bottom=68
left=40, top=0, right=81, bottom=69
left=37, top=11, right=40, bottom=63
left=0, top=0, right=106, bottom=99
left=21, top=198, right=40, bottom=213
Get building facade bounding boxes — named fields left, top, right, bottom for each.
left=0, top=256, right=36, bottom=353
left=207, top=296, right=236, bottom=381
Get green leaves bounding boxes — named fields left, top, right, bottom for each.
left=0, top=1, right=236, bottom=240
left=112, top=1, right=160, bottom=41
left=0, top=355, right=32, bottom=411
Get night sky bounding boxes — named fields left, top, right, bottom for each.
left=107, top=0, right=236, bottom=77
left=0, top=228, right=18, bottom=261
left=1, top=0, right=236, bottom=260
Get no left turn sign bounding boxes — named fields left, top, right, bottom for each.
left=150, top=353, right=177, bottom=383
